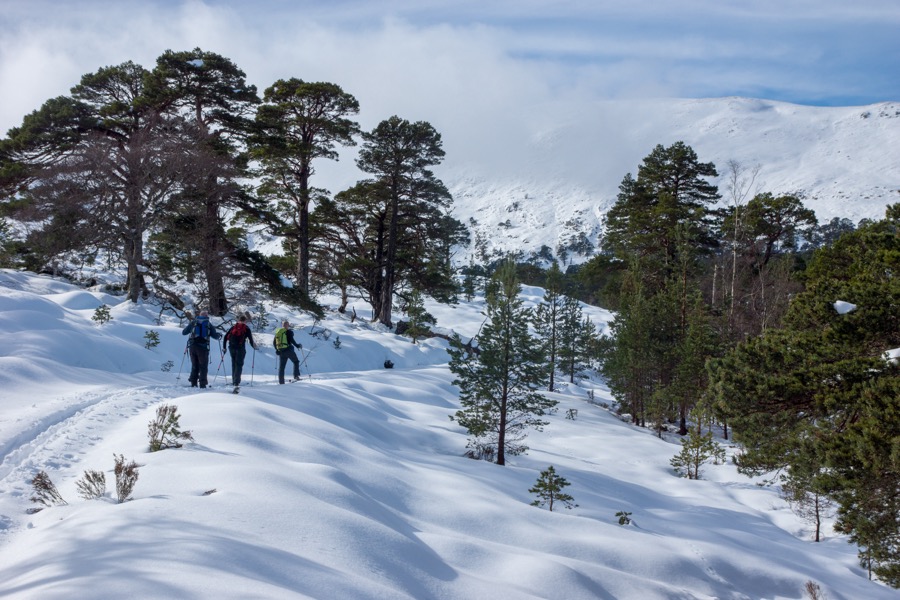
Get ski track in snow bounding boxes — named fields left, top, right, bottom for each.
left=0, top=383, right=189, bottom=528
left=0, top=372, right=347, bottom=530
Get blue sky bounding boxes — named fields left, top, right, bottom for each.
left=1, top=0, right=898, bottom=136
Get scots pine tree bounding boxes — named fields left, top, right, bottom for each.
left=355, top=116, right=452, bottom=327
left=532, top=262, right=565, bottom=391
left=252, top=78, right=360, bottom=295
left=449, top=261, right=555, bottom=465
left=557, top=294, right=597, bottom=385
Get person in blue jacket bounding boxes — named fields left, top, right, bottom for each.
left=182, top=310, right=221, bottom=388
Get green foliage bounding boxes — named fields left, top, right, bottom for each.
left=710, top=206, right=900, bottom=584
left=557, top=295, right=596, bottom=386
left=449, top=261, right=555, bottom=465
left=0, top=217, right=14, bottom=268
left=148, top=404, right=194, bottom=452
left=404, top=288, right=435, bottom=344
left=354, top=116, right=455, bottom=326
left=160, top=360, right=174, bottom=372
left=616, top=510, right=633, bottom=525
left=143, top=330, right=160, bottom=349
left=670, top=429, right=725, bottom=479
left=461, top=263, right=479, bottom=302
left=92, top=304, right=112, bottom=325
left=252, top=77, right=360, bottom=294
left=603, top=141, right=719, bottom=283
left=529, top=466, right=576, bottom=511
left=531, top=262, right=565, bottom=391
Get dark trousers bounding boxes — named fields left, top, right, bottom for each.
left=188, top=344, right=210, bottom=387
left=229, top=344, right=247, bottom=386
left=278, top=347, right=300, bottom=384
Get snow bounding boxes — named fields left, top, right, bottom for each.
left=833, top=301, right=857, bottom=315
left=0, top=268, right=894, bottom=599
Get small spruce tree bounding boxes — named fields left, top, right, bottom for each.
left=143, top=330, right=160, bottom=349
left=529, top=466, right=576, bottom=511
left=670, top=429, right=724, bottom=480
left=92, top=304, right=113, bottom=325
left=404, top=288, right=435, bottom=344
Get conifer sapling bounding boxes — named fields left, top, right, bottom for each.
left=529, top=466, right=576, bottom=511
left=148, top=404, right=193, bottom=452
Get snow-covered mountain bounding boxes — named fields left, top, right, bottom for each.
left=320, top=97, right=900, bottom=265
left=0, top=268, right=896, bottom=599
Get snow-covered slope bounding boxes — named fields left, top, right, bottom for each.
left=0, top=269, right=894, bottom=599
left=364, top=97, right=899, bottom=264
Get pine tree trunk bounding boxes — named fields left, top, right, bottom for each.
left=296, top=167, right=311, bottom=296
left=378, top=190, right=399, bottom=327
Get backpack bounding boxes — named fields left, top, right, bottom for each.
left=230, top=322, right=249, bottom=345
left=273, top=327, right=289, bottom=351
left=192, top=317, right=210, bottom=341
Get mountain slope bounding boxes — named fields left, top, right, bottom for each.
left=409, top=97, right=900, bottom=264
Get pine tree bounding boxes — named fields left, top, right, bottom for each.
left=532, top=262, right=565, bottom=391
left=529, top=466, right=576, bottom=511
left=670, top=428, right=724, bottom=480
left=449, top=260, right=555, bottom=465
left=404, top=288, right=435, bottom=344
left=355, top=116, right=452, bottom=327
left=604, top=141, right=719, bottom=284
left=252, top=78, right=360, bottom=295
left=146, top=48, right=260, bottom=316
left=557, top=295, right=597, bottom=385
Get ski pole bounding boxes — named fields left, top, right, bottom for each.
left=176, top=339, right=189, bottom=380
left=297, top=346, right=313, bottom=381
left=249, top=346, right=256, bottom=386
left=213, top=340, right=226, bottom=384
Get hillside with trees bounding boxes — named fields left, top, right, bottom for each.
left=1, top=47, right=898, bottom=589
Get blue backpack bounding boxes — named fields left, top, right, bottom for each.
left=192, top=317, right=210, bottom=341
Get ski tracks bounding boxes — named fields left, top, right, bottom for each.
left=0, top=383, right=187, bottom=538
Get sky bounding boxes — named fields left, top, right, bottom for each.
left=0, top=267, right=897, bottom=599
left=1, top=0, right=899, bottom=141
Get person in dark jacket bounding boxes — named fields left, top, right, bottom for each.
left=182, top=310, right=221, bottom=388
left=274, top=320, right=303, bottom=384
left=223, top=314, right=257, bottom=388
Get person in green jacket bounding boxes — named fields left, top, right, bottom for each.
left=274, top=320, right=303, bottom=384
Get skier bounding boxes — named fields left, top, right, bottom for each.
left=274, top=320, right=303, bottom=384
left=223, top=314, right=258, bottom=392
left=182, top=310, right=221, bottom=388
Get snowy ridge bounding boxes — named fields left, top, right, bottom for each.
left=414, top=97, right=900, bottom=264
left=0, top=269, right=895, bottom=599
